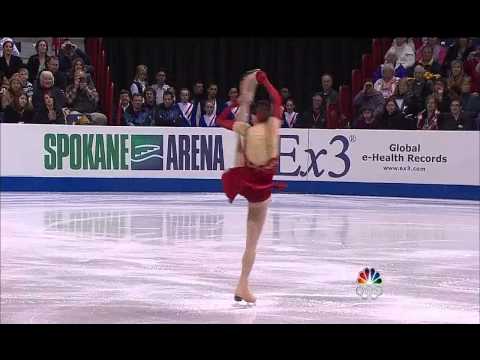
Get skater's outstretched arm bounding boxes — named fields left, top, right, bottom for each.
left=216, top=101, right=251, bottom=136
left=256, top=71, right=282, bottom=120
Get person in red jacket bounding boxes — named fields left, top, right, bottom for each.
left=216, top=69, right=286, bottom=304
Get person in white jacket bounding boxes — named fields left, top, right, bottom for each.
left=0, top=37, right=20, bottom=57
left=387, top=37, right=415, bottom=70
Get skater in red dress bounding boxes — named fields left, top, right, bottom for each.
left=216, top=69, right=286, bottom=304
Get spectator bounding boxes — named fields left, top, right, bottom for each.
left=416, top=38, right=447, bottom=65
left=58, top=39, right=91, bottom=74
left=115, top=89, right=131, bottom=125
left=447, top=60, right=470, bottom=99
left=0, top=37, right=20, bottom=57
left=143, top=87, right=156, bottom=115
left=439, top=98, right=475, bottom=130
left=282, top=98, right=300, bottom=128
left=444, top=38, right=475, bottom=72
left=320, top=74, right=338, bottom=105
left=123, top=93, right=151, bottom=126
left=374, top=64, right=399, bottom=99
left=32, top=71, right=66, bottom=110
left=224, top=87, right=240, bottom=118
left=464, top=48, right=480, bottom=94
left=378, top=97, right=411, bottom=130
left=151, top=69, right=169, bottom=105
left=432, top=78, right=452, bottom=113
left=352, top=106, right=382, bottom=129
left=152, top=91, right=187, bottom=127
left=191, top=81, right=205, bottom=127
left=280, top=87, right=291, bottom=105
left=65, top=70, right=107, bottom=125
left=392, top=78, right=420, bottom=119
left=408, top=45, right=442, bottom=77
left=46, top=56, right=67, bottom=91
left=1, top=74, right=24, bottom=110
left=199, top=99, right=218, bottom=127
left=410, top=65, right=433, bottom=110
left=67, top=57, right=94, bottom=87
left=353, top=80, right=385, bottom=121
left=3, top=93, right=34, bottom=123
left=176, top=88, right=194, bottom=126
left=130, top=64, right=148, bottom=96
left=33, top=91, right=65, bottom=124
left=295, top=93, right=326, bottom=129
left=416, top=95, right=440, bottom=130
left=168, top=86, right=177, bottom=103
left=18, top=66, right=34, bottom=99
left=387, top=37, right=415, bottom=70
left=462, top=79, right=480, bottom=118
left=0, top=39, right=24, bottom=80
left=460, top=77, right=473, bottom=107
left=27, top=40, right=50, bottom=83
left=206, top=83, right=222, bottom=115
left=373, top=50, right=407, bottom=83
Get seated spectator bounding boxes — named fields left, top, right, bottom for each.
left=443, top=38, right=475, bottom=73
left=439, top=98, right=475, bottom=130
left=352, top=106, right=382, bottom=129
left=168, top=86, right=177, bottom=103
left=176, top=88, right=194, bottom=126
left=18, top=66, right=34, bottom=99
left=0, top=37, right=20, bottom=57
left=115, top=89, right=131, bottom=125
left=282, top=98, right=300, bottom=128
left=447, top=60, right=470, bottom=99
left=387, top=37, right=415, bottom=70
left=65, top=70, right=107, bottom=125
left=151, top=69, right=170, bottom=105
left=295, top=93, right=326, bottom=129
left=130, top=64, right=148, bottom=96
left=152, top=91, right=187, bottom=127
left=123, top=93, right=152, bottom=126
left=33, top=92, right=65, bottom=124
left=392, top=78, right=420, bottom=118
left=408, top=45, right=442, bottom=77
left=416, top=37, right=447, bottom=65
left=3, top=93, right=34, bottom=123
left=199, top=99, right=218, bottom=127
left=191, top=81, right=205, bottom=126
left=0, top=39, right=24, bottom=80
left=460, top=77, right=474, bottom=108
left=410, top=65, right=433, bottom=110
left=27, top=40, right=50, bottom=83
left=32, top=71, right=66, bottom=110
left=206, top=83, right=222, bottom=115
left=373, top=50, right=407, bottom=83
left=46, top=56, right=67, bottom=91
left=143, top=87, right=156, bottom=115
left=416, top=95, right=440, bottom=130
left=224, top=87, right=240, bottom=117
left=374, top=64, right=399, bottom=99
left=432, top=78, right=452, bottom=113
left=58, top=39, right=91, bottom=74
left=378, top=97, right=412, bottom=130
left=67, top=57, right=94, bottom=87
left=462, top=79, right=480, bottom=119
left=280, top=87, right=291, bottom=105
left=320, top=74, right=338, bottom=105
left=1, top=74, right=24, bottom=110
left=353, top=80, right=385, bottom=122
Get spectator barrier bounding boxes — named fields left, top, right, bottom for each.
left=1, top=124, right=478, bottom=200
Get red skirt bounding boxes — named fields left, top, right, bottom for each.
left=221, top=166, right=287, bottom=203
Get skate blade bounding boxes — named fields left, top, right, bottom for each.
left=233, top=295, right=256, bottom=307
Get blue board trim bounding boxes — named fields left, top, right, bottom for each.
left=1, top=177, right=479, bottom=200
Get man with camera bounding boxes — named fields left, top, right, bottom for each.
left=353, top=79, right=385, bottom=124
left=58, top=39, right=91, bottom=74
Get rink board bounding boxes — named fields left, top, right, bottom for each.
left=1, top=124, right=479, bottom=200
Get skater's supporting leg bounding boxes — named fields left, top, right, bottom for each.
left=235, top=198, right=270, bottom=302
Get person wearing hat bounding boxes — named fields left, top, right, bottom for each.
left=0, top=37, right=20, bottom=57
left=0, top=39, right=24, bottom=80
left=352, top=105, right=382, bottom=129
left=58, top=39, right=91, bottom=74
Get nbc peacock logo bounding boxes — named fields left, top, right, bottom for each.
left=355, top=267, right=383, bottom=299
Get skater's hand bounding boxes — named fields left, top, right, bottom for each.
left=256, top=71, right=268, bottom=84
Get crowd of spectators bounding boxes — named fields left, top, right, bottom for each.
left=2, top=37, right=479, bottom=130
left=0, top=37, right=106, bottom=125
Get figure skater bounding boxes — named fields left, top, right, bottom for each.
left=216, top=69, right=285, bottom=304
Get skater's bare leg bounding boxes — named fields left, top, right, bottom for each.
left=235, top=198, right=270, bottom=302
